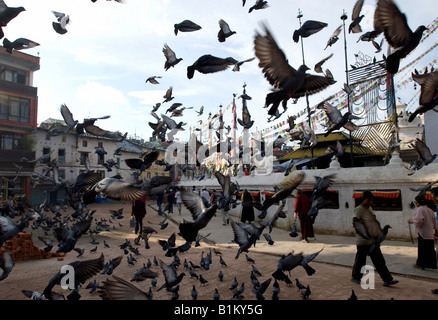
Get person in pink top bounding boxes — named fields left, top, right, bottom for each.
left=408, top=194, right=438, bottom=270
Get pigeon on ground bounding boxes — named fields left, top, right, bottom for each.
left=2, top=37, right=39, bottom=54
left=157, top=259, right=186, bottom=292
left=174, top=19, right=201, bottom=35
left=37, top=236, right=54, bottom=252
left=349, top=0, right=365, bottom=34
left=254, top=23, right=336, bottom=118
left=408, top=71, right=438, bottom=122
left=187, top=54, right=238, bottom=79
left=218, top=19, right=236, bottom=42
left=179, top=189, right=218, bottom=242
left=101, top=255, right=123, bottom=275
left=163, top=43, right=182, bottom=71
left=374, top=0, right=427, bottom=74
left=293, top=20, right=328, bottom=43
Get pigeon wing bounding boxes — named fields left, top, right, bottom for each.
left=59, top=104, right=77, bottom=127
left=181, top=189, right=206, bottom=221
left=413, top=71, right=438, bottom=105
left=84, top=124, right=110, bottom=136
left=99, top=275, right=150, bottom=300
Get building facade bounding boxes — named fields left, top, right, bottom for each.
left=0, top=47, right=40, bottom=201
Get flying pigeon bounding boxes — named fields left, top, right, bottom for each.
left=92, top=177, right=149, bottom=201
left=145, top=76, right=162, bottom=84
left=374, top=0, right=427, bottom=74
left=325, top=25, right=342, bottom=49
left=248, top=0, right=269, bottom=13
left=174, top=19, right=201, bottom=35
left=349, top=0, right=365, bottom=34
left=125, top=150, right=159, bottom=173
left=2, top=37, right=39, bottom=54
left=218, top=19, right=236, bottom=42
left=162, top=86, right=174, bottom=103
left=232, top=57, right=255, bottom=72
left=293, top=20, right=328, bottom=43
left=163, top=43, right=182, bottom=71
left=408, top=70, right=438, bottom=122
left=98, top=275, right=151, bottom=300
left=317, top=101, right=360, bottom=137
left=187, top=54, right=238, bottom=79
left=261, top=171, right=305, bottom=211
left=314, top=53, right=333, bottom=74
left=254, top=23, right=336, bottom=117
left=0, top=1, right=26, bottom=40
left=52, top=11, right=70, bottom=34
left=0, top=250, right=14, bottom=281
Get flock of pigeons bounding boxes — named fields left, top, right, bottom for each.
left=0, top=0, right=438, bottom=301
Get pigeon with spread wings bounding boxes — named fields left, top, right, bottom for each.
left=261, top=171, right=305, bottom=211
left=163, top=43, right=182, bottom=71
left=317, top=101, right=360, bottom=137
left=374, top=0, right=427, bottom=74
left=187, top=54, right=238, bottom=79
left=349, top=0, right=365, bottom=34
left=0, top=1, right=26, bottom=39
left=408, top=70, right=438, bottom=123
left=218, top=19, right=236, bottom=42
left=237, top=103, right=254, bottom=129
left=3, top=37, right=39, bottom=54
left=254, top=23, right=336, bottom=119
left=178, top=189, right=218, bottom=242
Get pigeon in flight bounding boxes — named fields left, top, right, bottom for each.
left=91, top=0, right=125, bottom=3
left=325, top=25, right=342, bottom=50
left=408, top=70, right=438, bottom=122
left=374, top=0, right=427, bottom=74
left=0, top=215, right=31, bottom=248
left=187, top=54, right=238, bottom=79
left=178, top=189, right=218, bottom=242
left=92, top=177, right=149, bottom=202
left=125, top=150, right=159, bottom=173
left=317, top=101, right=360, bottom=137
left=232, top=57, right=255, bottom=72
left=408, top=138, right=437, bottom=173
left=157, top=259, right=186, bottom=292
left=145, top=76, right=162, bottom=84
left=0, top=1, right=26, bottom=40
left=230, top=219, right=258, bottom=260
left=163, top=86, right=174, bottom=103
left=261, top=171, right=305, bottom=211
left=2, top=37, right=39, bottom=54
left=248, top=0, right=269, bottom=13
left=174, top=20, right=202, bottom=35
left=349, top=0, right=365, bottom=34
left=218, top=19, right=236, bottom=42
left=99, top=275, right=152, bottom=300
left=314, top=53, right=334, bottom=74
left=254, top=23, right=336, bottom=118
left=353, top=217, right=391, bottom=254
left=293, top=20, right=328, bottom=43
left=52, top=11, right=70, bottom=34
left=163, top=43, right=182, bottom=71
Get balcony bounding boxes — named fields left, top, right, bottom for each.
left=0, top=80, right=37, bottom=97
left=0, top=150, right=36, bottom=173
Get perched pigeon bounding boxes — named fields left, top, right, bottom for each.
left=174, top=20, right=201, bottom=35
left=374, top=0, right=427, bottom=74
left=187, top=54, right=238, bottom=79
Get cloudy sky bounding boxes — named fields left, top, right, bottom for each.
left=3, top=0, right=437, bottom=143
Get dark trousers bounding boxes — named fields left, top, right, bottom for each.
left=417, top=234, right=437, bottom=269
left=352, top=244, right=393, bottom=283
left=134, top=216, right=144, bottom=234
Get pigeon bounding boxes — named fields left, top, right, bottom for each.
left=374, top=0, right=427, bottom=74
left=248, top=0, right=268, bottom=13
left=43, top=253, right=104, bottom=300
left=187, top=54, right=238, bottom=79
left=37, top=236, right=54, bottom=252
left=229, top=276, right=239, bottom=290
left=52, top=11, right=70, bottom=34
left=252, top=277, right=271, bottom=300
left=0, top=215, right=31, bottom=248
left=219, top=256, right=228, bottom=267
left=301, top=285, right=311, bottom=300
left=98, top=275, right=152, bottom=300
left=317, top=101, right=360, bottom=137
left=195, top=106, right=204, bottom=116
left=237, top=103, right=254, bottom=129
left=92, top=177, right=149, bottom=202
left=293, top=20, right=328, bottom=43
left=245, top=254, right=255, bottom=264
left=178, top=189, right=218, bottom=242
left=232, top=57, right=255, bottom=72
left=174, top=19, right=201, bottom=35
left=145, top=76, right=162, bottom=84
left=101, top=255, right=123, bottom=275
left=2, top=37, right=39, bottom=54
left=218, top=19, right=236, bottom=42
left=233, top=283, right=245, bottom=299
left=162, top=86, right=174, bottom=103
left=409, top=138, right=437, bottom=172
left=199, top=274, right=208, bottom=285
left=261, top=171, right=305, bottom=211
left=163, top=43, right=182, bottom=71
left=408, top=71, right=438, bottom=122
left=130, top=265, right=158, bottom=282
left=254, top=23, right=336, bottom=117
left=349, top=289, right=358, bottom=300
left=349, top=0, right=365, bottom=34
left=85, top=279, right=99, bottom=294
left=263, top=233, right=274, bottom=245
left=325, top=25, right=342, bottom=49
left=310, top=174, right=336, bottom=202
left=191, top=285, right=198, bottom=300
left=0, top=250, right=14, bottom=281
left=314, top=53, right=334, bottom=74
left=125, top=151, right=159, bottom=173
left=214, top=171, right=239, bottom=211
left=157, top=259, right=186, bottom=292
left=213, top=288, right=220, bottom=300
left=353, top=217, right=391, bottom=254
left=0, top=1, right=26, bottom=40
left=230, top=219, right=258, bottom=259
left=295, top=278, right=306, bottom=290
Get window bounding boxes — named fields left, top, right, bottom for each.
left=353, top=189, right=402, bottom=211
left=0, top=94, right=30, bottom=123
left=97, top=153, right=104, bottom=165
left=82, top=140, right=87, bottom=147
left=80, top=152, right=89, bottom=165
left=0, top=132, right=22, bottom=150
left=43, top=147, right=51, bottom=157
left=116, top=157, right=120, bottom=169
left=0, top=67, right=26, bottom=85
left=58, top=169, right=65, bottom=180
left=58, top=149, right=65, bottom=164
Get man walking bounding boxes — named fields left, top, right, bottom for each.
left=351, top=191, right=398, bottom=287
left=294, top=189, right=314, bottom=243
